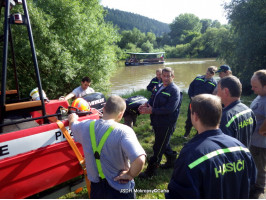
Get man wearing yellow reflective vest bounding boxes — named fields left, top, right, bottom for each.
left=184, top=66, right=217, bottom=137
left=217, top=76, right=256, bottom=148
left=139, top=67, right=181, bottom=178
left=69, top=95, right=146, bottom=199
left=166, top=94, right=256, bottom=199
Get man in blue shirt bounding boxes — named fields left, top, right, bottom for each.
left=139, top=67, right=181, bottom=178
left=217, top=76, right=256, bottom=148
left=146, top=68, right=162, bottom=92
left=166, top=94, right=256, bottom=199
left=184, top=66, right=217, bottom=137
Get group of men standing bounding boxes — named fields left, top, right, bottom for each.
left=143, top=66, right=265, bottom=198
left=67, top=66, right=266, bottom=199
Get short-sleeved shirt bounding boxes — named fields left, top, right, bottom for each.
left=71, top=119, right=146, bottom=191
left=220, top=100, right=256, bottom=148
left=72, top=86, right=94, bottom=98
left=250, top=95, right=266, bottom=148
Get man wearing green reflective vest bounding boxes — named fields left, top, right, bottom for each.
left=69, top=95, right=146, bottom=199
left=146, top=68, right=162, bottom=92
left=166, top=94, right=256, bottom=199
left=184, top=66, right=217, bottom=138
left=217, top=76, right=256, bottom=148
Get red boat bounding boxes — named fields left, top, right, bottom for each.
left=0, top=0, right=100, bottom=198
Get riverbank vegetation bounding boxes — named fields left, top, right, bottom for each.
left=0, top=0, right=120, bottom=99
left=113, top=0, right=265, bottom=93
left=0, top=0, right=264, bottom=99
left=61, top=89, right=256, bottom=199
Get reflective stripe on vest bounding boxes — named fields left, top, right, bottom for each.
left=152, top=81, right=159, bottom=84
left=188, top=146, right=249, bottom=169
left=89, top=120, right=115, bottom=179
left=196, top=78, right=205, bottom=82
left=225, top=108, right=253, bottom=127
left=195, top=78, right=216, bottom=87
left=129, top=99, right=145, bottom=105
left=162, top=92, right=171, bottom=96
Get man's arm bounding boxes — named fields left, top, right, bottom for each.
left=152, top=88, right=180, bottom=115
left=64, top=92, right=75, bottom=101
left=68, top=113, right=79, bottom=129
left=147, top=78, right=156, bottom=92
left=138, top=103, right=152, bottom=114
left=259, top=119, right=266, bottom=136
left=188, top=79, right=195, bottom=99
left=59, top=92, right=75, bottom=101
left=114, top=155, right=146, bottom=183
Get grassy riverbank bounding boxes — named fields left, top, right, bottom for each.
left=61, top=90, right=256, bottom=199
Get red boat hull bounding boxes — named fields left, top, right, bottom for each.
left=0, top=107, right=99, bottom=198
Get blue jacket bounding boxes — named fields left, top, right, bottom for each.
left=166, top=129, right=257, bottom=199
left=147, top=77, right=161, bottom=92
left=188, top=75, right=217, bottom=98
left=148, top=82, right=181, bottom=127
left=220, top=100, right=256, bottom=148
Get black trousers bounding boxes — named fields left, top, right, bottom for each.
left=149, top=125, right=176, bottom=165
left=91, top=179, right=135, bottom=199
left=184, top=103, right=193, bottom=136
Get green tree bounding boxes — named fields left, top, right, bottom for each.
left=118, top=28, right=158, bottom=53
left=211, top=20, right=222, bottom=29
left=1, top=0, right=120, bottom=98
left=200, top=19, right=212, bottom=33
left=222, top=0, right=266, bottom=92
left=124, top=43, right=141, bottom=53
left=141, top=41, right=154, bottom=52
left=169, top=13, right=202, bottom=45
left=118, top=28, right=145, bottom=49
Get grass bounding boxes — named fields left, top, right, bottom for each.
left=61, top=89, right=253, bottom=199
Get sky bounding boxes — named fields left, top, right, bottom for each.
left=100, top=0, right=231, bottom=24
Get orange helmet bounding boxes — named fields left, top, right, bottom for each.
left=71, top=98, right=90, bottom=112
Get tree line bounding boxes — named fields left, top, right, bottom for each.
left=115, top=13, right=227, bottom=59
left=0, top=0, right=264, bottom=97
left=109, top=0, right=265, bottom=92
left=104, top=8, right=170, bottom=37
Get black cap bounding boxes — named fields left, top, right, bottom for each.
left=216, top=65, right=231, bottom=73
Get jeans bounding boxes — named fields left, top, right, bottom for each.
left=250, top=145, right=266, bottom=189
left=184, top=103, right=192, bottom=136
left=90, top=179, right=136, bottom=199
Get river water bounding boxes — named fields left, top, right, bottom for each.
left=110, top=58, right=223, bottom=95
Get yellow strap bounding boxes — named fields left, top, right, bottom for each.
left=56, top=120, right=91, bottom=198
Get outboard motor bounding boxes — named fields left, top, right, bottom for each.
left=124, top=95, right=148, bottom=128
left=82, top=92, right=106, bottom=113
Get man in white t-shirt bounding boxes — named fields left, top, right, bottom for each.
left=60, top=76, right=94, bottom=101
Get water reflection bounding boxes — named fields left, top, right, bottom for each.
left=110, top=58, right=222, bottom=95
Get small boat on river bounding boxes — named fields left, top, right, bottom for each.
left=125, top=52, right=165, bottom=66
